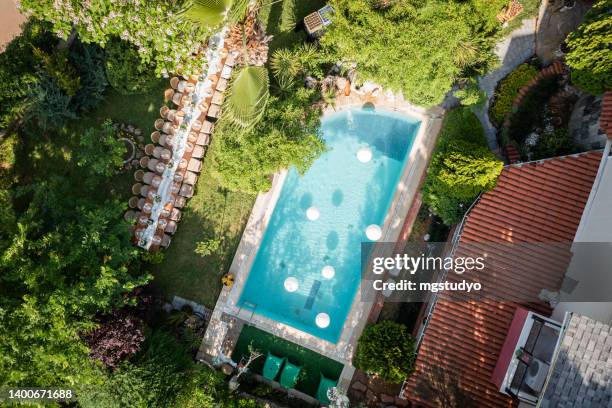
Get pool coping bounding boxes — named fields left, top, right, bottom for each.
left=198, top=94, right=444, bottom=392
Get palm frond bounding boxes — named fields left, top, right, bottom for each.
left=182, top=0, right=233, bottom=29
left=227, top=0, right=253, bottom=23
left=224, top=66, right=270, bottom=129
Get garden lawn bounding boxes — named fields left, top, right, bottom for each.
left=149, top=143, right=255, bottom=309
left=9, top=80, right=167, bottom=205
left=232, top=325, right=344, bottom=396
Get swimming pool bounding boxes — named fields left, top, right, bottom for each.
left=238, top=108, right=421, bottom=343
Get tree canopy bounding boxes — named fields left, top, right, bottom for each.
left=422, top=108, right=503, bottom=225
left=320, top=0, right=499, bottom=107
left=19, top=0, right=212, bottom=76
left=565, top=0, right=612, bottom=95
left=212, top=87, right=326, bottom=193
left=353, top=321, right=416, bottom=384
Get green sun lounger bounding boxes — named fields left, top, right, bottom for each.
left=262, top=352, right=285, bottom=381
left=279, top=361, right=301, bottom=389
left=315, top=374, right=337, bottom=404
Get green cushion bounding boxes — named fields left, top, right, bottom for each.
left=279, top=361, right=301, bottom=389
left=315, top=374, right=337, bottom=404
left=262, top=352, right=284, bottom=381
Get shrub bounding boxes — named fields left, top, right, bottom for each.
left=76, top=120, right=127, bottom=177
left=453, top=79, right=486, bottom=107
left=320, top=0, right=500, bottom=107
left=489, top=63, right=538, bottom=125
left=565, top=0, right=612, bottom=95
left=531, top=128, right=577, bottom=160
left=70, top=42, right=109, bottom=113
left=104, top=38, right=157, bottom=95
left=422, top=108, right=503, bottom=225
left=353, top=321, right=416, bottom=384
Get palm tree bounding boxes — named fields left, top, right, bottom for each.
left=184, top=0, right=270, bottom=131
left=181, top=0, right=251, bottom=29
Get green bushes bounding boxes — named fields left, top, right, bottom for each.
left=565, top=0, right=612, bottom=95
left=105, top=38, right=157, bottom=95
left=489, top=63, right=538, bottom=124
left=212, top=83, right=325, bottom=193
left=320, top=0, right=500, bottom=107
left=353, top=321, right=416, bottom=384
left=422, top=108, right=503, bottom=225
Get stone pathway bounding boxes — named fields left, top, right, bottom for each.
left=474, top=16, right=538, bottom=152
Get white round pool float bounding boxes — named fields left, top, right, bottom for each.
left=321, top=265, right=335, bottom=279
left=284, top=277, right=299, bottom=292
left=316, top=312, right=330, bottom=328
left=366, top=224, right=382, bottom=241
left=356, top=147, right=373, bottom=163
left=306, top=206, right=320, bottom=221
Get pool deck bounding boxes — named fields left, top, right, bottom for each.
left=197, top=87, right=444, bottom=392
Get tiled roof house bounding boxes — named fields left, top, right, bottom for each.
left=403, top=92, right=612, bottom=407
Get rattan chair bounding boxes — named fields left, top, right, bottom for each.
left=173, top=195, right=186, bottom=209
left=131, top=183, right=143, bottom=195
left=179, top=184, right=194, bottom=198
left=164, top=88, right=175, bottom=102
left=170, top=77, right=179, bottom=89
left=161, top=234, right=172, bottom=248
left=146, top=159, right=159, bottom=172
left=187, top=158, right=202, bottom=173
left=170, top=208, right=182, bottom=222
left=128, top=196, right=139, bottom=209
left=183, top=171, right=198, bottom=186
left=137, top=198, right=146, bottom=210
left=165, top=220, right=177, bottom=235
left=151, top=131, right=161, bottom=144
left=154, top=118, right=164, bottom=130
left=144, top=144, right=155, bottom=156
left=139, top=156, right=150, bottom=168
left=191, top=145, right=205, bottom=159
left=124, top=210, right=138, bottom=222
left=134, top=169, right=144, bottom=182
left=142, top=172, right=156, bottom=185
left=196, top=133, right=210, bottom=146
left=159, top=105, right=170, bottom=119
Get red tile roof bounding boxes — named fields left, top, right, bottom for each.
left=403, top=151, right=602, bottom=407
left=601, top=92, right=612, bottom=139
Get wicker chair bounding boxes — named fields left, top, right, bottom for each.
left=154, top=118, right=164, bottom=130
left=164, top=88, right=175, bottom=102
left=179, top=184, right=194, bottom=198
left=187, top=158, right=202, bottom=173
left=131, top=183, right=143, bottom=195
left=150, top=131, right=161, bottom=144
left=196, top=133, right=210, bottom=146
left=165, top=220, right=178, bottom=235
left=171, top=92, right=183, bottom=106
left=137, top=198, right=146, bottom=210
left=134, top=169, right=144, bottom=182
left=140, top=185, right=150, bottom=197
left=170, top=77, right=180, bottom=89
left=128, top=196, right=139, bottom=209
left=170, top=208, right=182, bottom=222
left=191, top=145, right=205, bottom=159
left=183, top=171, right=198, bottom=186
left=161, top=234, right=172, bottom=248
left=173, top=196, right=186, bottom=209
left=151, top=175, right=162, bottom=188
left=142, top=172, right=156, bottom=185
left=146, top=159, right=159, bottom=172
left=144, top=144, right=155, bottom=156
left=159, top=105, right=170, bottom=119
left=139, top=156, right=150, bottom=168
left=124, top=210, right=138, bottom=222
left=159, top=133, right=173, bottom=148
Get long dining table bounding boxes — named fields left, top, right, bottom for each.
left=134, top=29, right=234, bottom=251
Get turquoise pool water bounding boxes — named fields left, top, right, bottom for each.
left=238, top=108, right=420, bottom=343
